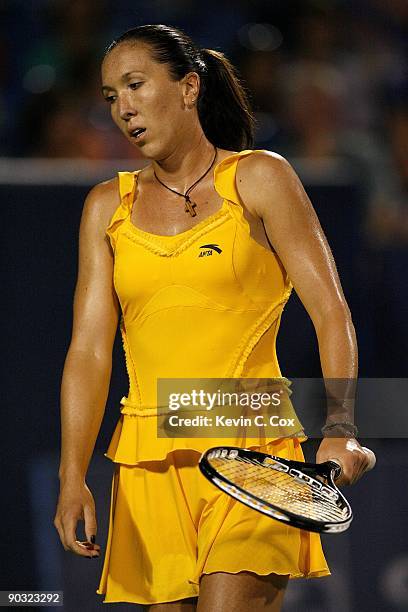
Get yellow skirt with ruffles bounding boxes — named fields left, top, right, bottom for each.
left=96, top=416, right=330, bottom=606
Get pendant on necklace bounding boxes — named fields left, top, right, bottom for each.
left=184, top=195, right=197, bottom=217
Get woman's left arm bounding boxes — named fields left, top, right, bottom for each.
left=236, top=151, right=371, bottom=485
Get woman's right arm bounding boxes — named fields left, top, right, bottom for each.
left=54, top=178, right=120, bottom=558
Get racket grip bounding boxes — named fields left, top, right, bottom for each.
left=362, top=446, right=376, bottom=471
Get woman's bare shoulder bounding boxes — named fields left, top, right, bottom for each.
left=235, top=150, right=299, bottom=216
left=237, top=149, right=290, bottom=178
left=81, top=176, right=121, bottom=233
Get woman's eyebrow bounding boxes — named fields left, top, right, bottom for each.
left=102, top=71, right=146, bottom=92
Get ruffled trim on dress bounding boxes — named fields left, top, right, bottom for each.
left=225, top=283, right=293, bottom=377
left=105, top=376, right=306, bottom=465
left=121, top=209, right=231, bottom=257
left=119, top=318, right=141, bottom=406
left=213, top=149, right=268, bottom=230
left=104, top=412, right=306, bottom=465
left=105, top=171, right=136, bottom=252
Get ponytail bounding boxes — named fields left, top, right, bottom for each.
left=105, top=24, right=255, bottom=151
left=198, top=49, right=255, bottom=151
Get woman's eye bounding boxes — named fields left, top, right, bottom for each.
left=104, top=95, right=116, bottom=104
left=129, top=82, right=142, bottom=90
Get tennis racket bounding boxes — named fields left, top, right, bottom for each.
left=199, top=446, right=376, bottom=534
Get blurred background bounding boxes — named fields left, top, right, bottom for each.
left=1, top=0, right=407, bottom=610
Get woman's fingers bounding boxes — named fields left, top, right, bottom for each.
left=362, top=447, right=376, bottom=471
left=352, top=447, right=376, bottom=484
left=54, top=486, right=101, bottom=557
left=324, top=441, right=364, bottom=485
left=318, top=439, right=376, bottom=486
left=84, top=503, right=98, bottom=552
left=346, top=446, right=373, bottom=484
left=75, top=540, right=101, bottom=558
left=78, top=540, right=101, bottom=553
left=64, top=518, right=90, bottom=556
left=53, top=519, right=67, bottom=551
left=54, top=514, right=100, bottom=557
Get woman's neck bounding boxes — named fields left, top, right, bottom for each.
left=151, top=133, right=216, bottom=190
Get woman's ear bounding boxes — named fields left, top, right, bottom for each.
left=182, top=71, right=200, bottom=108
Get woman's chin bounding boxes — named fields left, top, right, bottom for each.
left=131, top=139, right=153, bottom=158
left=135, top=141, right=169, bottom=161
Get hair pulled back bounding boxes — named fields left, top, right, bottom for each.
left=105, top=24, right=255, bottom=151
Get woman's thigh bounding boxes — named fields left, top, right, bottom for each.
left=147, top=597, right=197, bottom=611
left=197, top=571, right=289, bottom=612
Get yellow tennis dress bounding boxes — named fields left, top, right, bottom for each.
left=96, top=150, right=330, bottom=605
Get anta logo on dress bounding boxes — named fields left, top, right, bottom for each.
left=198, top=243, right=223, bottom=257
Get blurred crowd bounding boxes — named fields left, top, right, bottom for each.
left=1, top=0, right=407, bottom=244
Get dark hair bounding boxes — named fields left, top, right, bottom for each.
left=105, top=24, right=255, bottom=151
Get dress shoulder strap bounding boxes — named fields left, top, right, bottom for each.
left=213, top=149, right=266, bottom=226
left=105, top=171, right=139, bottom=251
left=118, top=171, right=138, bottom=203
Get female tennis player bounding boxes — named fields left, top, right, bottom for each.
left=54, top=24, right=372, bottom=611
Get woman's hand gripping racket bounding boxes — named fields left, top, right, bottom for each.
left=199, top=446, right=376, bottom=534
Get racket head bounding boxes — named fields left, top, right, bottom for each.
left=199, top=446, right=353, bottom=534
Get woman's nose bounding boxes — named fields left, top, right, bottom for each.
left=118, top=94, right=136, bottom=120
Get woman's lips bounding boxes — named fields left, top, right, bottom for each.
left=130, top=127, right=146, bottom=140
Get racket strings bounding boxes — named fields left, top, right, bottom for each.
left=211, top=457, right=347, bottom=522
left=221, top=463, right=342, bottom=521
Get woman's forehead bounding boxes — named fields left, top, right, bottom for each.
left=102, top=42, right=157, bottom=77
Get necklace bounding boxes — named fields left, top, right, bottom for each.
left=153, top=147, right=218, bottom=217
